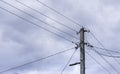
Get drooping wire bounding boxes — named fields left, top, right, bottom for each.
left=0, top=7, right=73, bottom=43
left=86, top=51, right=111, bottom=74
left=90, top=32, right=105, bottom=48
left=87, top=44, right=120, bottom=58
left=0, top=47, right=75, bottom=74
left=61, top=49, right=77, bottom=74
left=90, top=32, right=120, bottom=66
left=94, top=46, right=120, bottom=54
left=0, top=0, right=78, bottom=40
left=91, top=47, right=119, bottom=74
left=36, top=0, right=83, bottom=27
left=92, top=49, right=120, bottom=58
left=15, top=0, right=77, bottom=32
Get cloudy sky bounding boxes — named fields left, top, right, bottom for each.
left=0, top=0, right=120, bottom=74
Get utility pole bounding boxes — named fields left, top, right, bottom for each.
left=69, top=27, right=88, bottom=74
left=80, top=27, right=86, bottom=74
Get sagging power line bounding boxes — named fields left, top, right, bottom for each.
left=0, top=0, right=78, bottom=40
left=0, top=7, right=74, bottom=43
left=0, top=47, right=75, bottom=74
left=15, top=0, right=78, bottom=32
left=90, top=32, right=120, bottom=66
left=87, top=47, right=119, bottom=74
left=86, top=51, right=111, bottom=74
left=36, top=0, right=83, bottom=27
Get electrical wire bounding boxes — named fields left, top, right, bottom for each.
left=15, top=0, right=77, bottom=32
left=90, top=32, right=105, bottom=48
left=94, top=46, right=120, bottom=54
left=87, top=44, right=120, bottom=58
left=92, top=49, right=120, bottom=58
left=90, top=32, right=120, bottom=66
left=86, top=51, right=111, bottom=74
left=0, top=7, right=74, bottom=43
left=0, top=47, right=75, bottom=74
left=0, top=0, right=78, bottom=40
left=36, top=0, right=83, bottom=27
left=61, top=49, right=77, bottom=74
left=91, top=48, right=119, bottom=74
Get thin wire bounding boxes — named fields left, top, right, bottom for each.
left=86, top=51, right=111, bottom=74
left=94, top=46, right=120, bottom=54
left=36, top=0, right=83, bottom=27
left=0, top=0, right=78, bottom=40
left=91, top=48, right=119, bottom=74
left=61, top=49, right=77, bottom=74
left=90, top=32, right=105, bottom=48
left=0, top=7, right=73, bottom=43
left=93, top=49, right=120, bottom=58
left=0, top=47, right=75, bottom=74
left=88, top=44, right=120, bottom=58
left=15, top=0, right=77, bottom=32
left=90, top=32, right=120, bottom=66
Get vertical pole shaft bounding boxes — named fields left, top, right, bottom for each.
left=80, top=28, right=85, bottom=74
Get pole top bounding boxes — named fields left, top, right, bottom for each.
left=77, top=27, right=90, bottom=35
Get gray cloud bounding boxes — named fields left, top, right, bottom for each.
left=0, top=0, right=120, bottom=74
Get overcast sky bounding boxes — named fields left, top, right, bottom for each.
left=0, top=0, right=120, bottom=74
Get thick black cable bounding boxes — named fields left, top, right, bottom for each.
left=86, top=51, right=111, bottom=74
left=36, top=0, right=82, bottom=27
left=0, top=47, right=75, bottom=74
left=0, top=7, right=73, bottom=43
left=15, top=0, right=77, bottom=32
left=61, top=49, right=77, bottom=74
left=90, top=32, right=120, bottom=66
left=92, top=48, right=119, bottom=74
left=0, top=0, right=78, bottom=40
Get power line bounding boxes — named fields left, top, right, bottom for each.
left=86, top=51, right=111, bottom=74
left=0, top=47, right=75, bottom=73
left=92, top=49, right=120, bottom=58
left=61, top=49, right=77, bottom=74
left=91, top=48, right=119, bottom=74
left=0, top=0, right=78, bottom=40
left=86, top=43, right=120, bottom=55
left=90, top=32, right=105, bottom=48
left=36, top=0, right=83, bottom=27
left=90, top=32, right=120, bottom=66
left=15, top=0, right=77, bottom=32
left=87, top=44, right=120, bottom=58
left=0, top=7, right=73, bottom=43
left=94, top=46, right=120, bottom=54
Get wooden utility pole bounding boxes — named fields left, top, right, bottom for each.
left=80, top=27, right=86, bottom=74
left=69, top=27, right=88, bottom=74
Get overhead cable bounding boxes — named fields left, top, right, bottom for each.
left=0, top=7, right=73, bottom=43
left=94, top=46, right=120, bottom=54
left=15, top=0, right=77, bottom=32
left=0, top=0, right=78, bottom=40
left=36, top=0, right=83, bottom=27
left=61, top=49, right=77, bottom=74
left=92, top=48, right=119, bottom=74
left=86, top=51, right=111, bottom=74
left=0, top=47, right=75, bottom=73
left=90, top=32, right=120, bottom=66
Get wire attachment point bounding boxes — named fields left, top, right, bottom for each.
left=85, top=43, right=94, bottom=48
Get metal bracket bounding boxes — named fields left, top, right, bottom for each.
left=69, top=62, right=81, bottom=66
left=85, top=43, right=94, bottom=48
